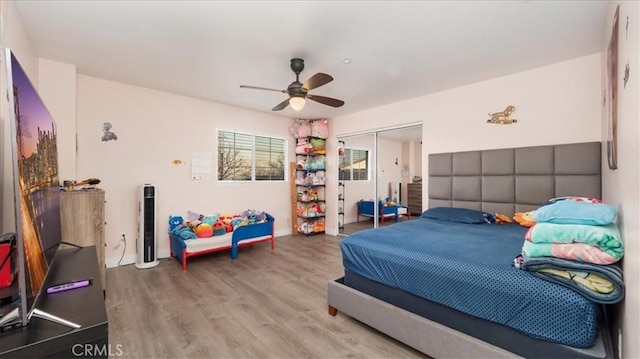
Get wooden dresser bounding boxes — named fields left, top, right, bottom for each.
left=407, top=183, right=422, bottom=216
left=60, top=189, right=106, bottom=290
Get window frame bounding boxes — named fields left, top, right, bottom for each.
left=339, top=147, right=370, bottom=182
left=217, top=129, right=288, bottom=182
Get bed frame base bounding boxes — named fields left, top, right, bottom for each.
left=327, top=277, right=519, bottom=359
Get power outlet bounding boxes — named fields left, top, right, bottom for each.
left=121, top=233, right=126, bottom=241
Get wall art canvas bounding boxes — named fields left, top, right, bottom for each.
left=606, top=6, right=619, bottom=170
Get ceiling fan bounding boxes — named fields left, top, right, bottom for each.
left=240, top=58, right=345, bottom=112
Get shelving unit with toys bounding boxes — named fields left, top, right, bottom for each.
left=338, top=140, right=345, bottom=231
left=295, top=145, right=326, bottom=235
left=291, top=119, right=329, bottom=236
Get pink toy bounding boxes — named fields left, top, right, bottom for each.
left=290, top=119, right=312, bottom=138
left=295, top=138, right=312, bottom=154
left=311, top=119, right=329, bottom=139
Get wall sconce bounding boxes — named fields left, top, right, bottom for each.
left=487, top=105, right=517, bottom=124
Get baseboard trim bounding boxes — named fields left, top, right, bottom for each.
left=106, top=232, right=296, bottom=268
left=106, top=248, right=171, bottom=268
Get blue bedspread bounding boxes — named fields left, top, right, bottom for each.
left=340, top=218, right=600, bottom=348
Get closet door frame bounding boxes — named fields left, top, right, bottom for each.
left=336, top=123, right=421, bottom=234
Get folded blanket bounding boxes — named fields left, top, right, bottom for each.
left=524, top=222, right=624, bottom=264
left=515, top=254, right=624, bottom=304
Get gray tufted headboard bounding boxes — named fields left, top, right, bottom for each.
left=428, top=142, right=601, bottom=214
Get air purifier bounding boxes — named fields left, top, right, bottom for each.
left=135, top=184, right=159, bottom=269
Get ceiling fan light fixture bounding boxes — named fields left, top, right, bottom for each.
left=240, top=58, right=344, bottom=111
left=289, top=96, right=306, bottom=111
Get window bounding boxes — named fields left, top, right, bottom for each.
left=339, top=148, right=369, bottom=181
left=218, top=131, right=286, bottom=181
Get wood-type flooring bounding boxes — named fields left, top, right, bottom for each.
left=106, top=234, right=425, bottom=358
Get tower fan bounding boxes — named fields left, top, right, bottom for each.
left=136, top=184, right=159, bottom=269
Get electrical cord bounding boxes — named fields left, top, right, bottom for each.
left=117, top=234, right=126, bottom=266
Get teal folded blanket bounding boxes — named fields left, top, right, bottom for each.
left=523, top=222, right=624, bottom=264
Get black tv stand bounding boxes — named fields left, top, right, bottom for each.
left=0, top=246, right=108, bottom=358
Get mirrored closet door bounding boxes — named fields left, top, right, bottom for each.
left=338, top=125, right=422, bottom=236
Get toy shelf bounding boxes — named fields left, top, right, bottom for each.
left=294, top=133, right=327, bottom=236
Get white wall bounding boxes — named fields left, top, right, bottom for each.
left=601, top=2, right=639, bottom=358
left=76, top=75, right=294, bottom=266
left=330, top=54, right=602, bottom=233
left=0, top=0, right=40, bottom=233
left=38, top=58, right=77, bottom=182
left=377, top=137, right=403, bottom=201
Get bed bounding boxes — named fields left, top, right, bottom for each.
left=169, top=213, right=275, bottom=270
left=327, top=142, right=615, bottom=359
left=356, top=200, right=409, bottom=223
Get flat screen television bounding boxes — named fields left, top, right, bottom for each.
left=2, top=48, right=71, bottom=328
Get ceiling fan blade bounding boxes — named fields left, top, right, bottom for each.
left=271, top=98, right=290, bottom=111
left=307, top=94, right=345, bottom=108
left=240, top=85, right=287, bottom=93
left=302, top=73, right=333, bottom=91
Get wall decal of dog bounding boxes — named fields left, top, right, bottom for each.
left=487, top=105, right=517, bottom=124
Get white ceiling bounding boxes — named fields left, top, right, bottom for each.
left=15, top=1, right=607, bottom=120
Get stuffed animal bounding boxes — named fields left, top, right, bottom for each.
left=484, top=213, right=513, bottom=224
left=295, top=138, right=312, bottom=154
left=223, top=219, right=233, bottom=233
left=168, top=215, right=184, bottom=232
left=304, top=171, right=315, bottom=185
left=312, top=219, right=325, bottom=232
left=313, top=171, right=326, bottom=185
left=242, top=209, right=264, bottom=224
left=212, top=220, right=226, bottom=236
left=201, top=214, right=218, bottom=227
left=218, top=214, right=234, bottom=228
left=314, top=155, right=326, bottom=170
left=308, top=188, right=318, bottom=201
left=297, top=205, right=306, bottom=217
left=298, top=221, right=312, bottom=234
left=185, top=220, right=201, bottom=232
left=177, top=226, right=197, bottom=240
left=242, top=209, right=253, bottom=223
left=232, top=218, right=249, bottom=229
left=296, top=158, right=307, bottom=170
left=513, top=211, right=536, bottom=227
left=290, top=119, right=311, bottom=138
left=195, top=223, right=213, bottom=238
left=309, top=138, right=326, bottom=154
left=494, top=213, right=513, bottom=224
left=186, top=210, right=202, bottom=221
left=304, top=204, right=317, bottom=217
left=310, top=119, right=329, bottom=139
